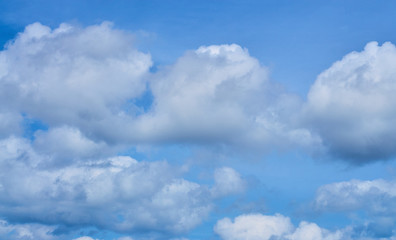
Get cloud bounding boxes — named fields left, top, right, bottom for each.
left=214, top=213, right=293, bottom=240
left=313, top=179, right=396, bottom=215
left=0, top=219, right=57, bottom=240
left=0, top=22, right=152, bottom=142
left=0, top=136, right=249, bottom=237
left=132, top=44, right=316, bottom=150
left=0, top=136, right=212, bottom=235
left=212, top=167, right=246, bottom=197
left=0, top=112, right=22, bottom=137
left=33, top=126, right=109, bottom=167
left=214, top=213, right=345, bottom=240
left=73, top=237, right=98, bottom=240
left=312, top=179, right=396, bottom=238
left=0, top=22, right=317, bottom=153
left=305, top=41, right=396, bottom=162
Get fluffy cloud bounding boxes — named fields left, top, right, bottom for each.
left=305, top=41, right=396, bottom=162
left=0, top=22, right=317, bottom=152
left=214, top=213, right=345, bottom=240
left=214, top=214, right=293, bottom=240
left=132, top=44, right=316, bottom=149
left=0, top=136, right=212, bottom=235
left=0, top=22, right=152, bottom=142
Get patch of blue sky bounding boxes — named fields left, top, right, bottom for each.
left=21, top=113, right=49, bottom=140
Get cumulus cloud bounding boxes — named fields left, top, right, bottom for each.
left=0, top=22, right=152, bottom=142
left=0, top=136, right=212, bottom=235
left=305, top=41, right=396, bottom=162
left=0, top=22, right=318, bottom=152
left=132, top=44, right=316, bottom=150
left=214, top=214, right=293, bottom=240
left=214, top=213, right=345, bottom=240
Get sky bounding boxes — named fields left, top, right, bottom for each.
left=1, top=1, right=396, bottom=240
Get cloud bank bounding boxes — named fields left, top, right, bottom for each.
left=2, top=21, right=396, bottom=239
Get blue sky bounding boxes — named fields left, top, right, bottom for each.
left=1, top=1, right=396, bottom=240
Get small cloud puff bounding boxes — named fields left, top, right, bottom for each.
left=212, top=167, right=246, bottom=197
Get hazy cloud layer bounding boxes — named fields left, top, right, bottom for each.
left=314, top=179, right=396, bottom=213
left=312, top=179, right=396, bottom=238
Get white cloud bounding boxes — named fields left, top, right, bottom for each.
left=313, top=179, right=396, bottom=214
left=131, top=44, right=315, bottom=151
left=0, top=22, right=152, bottom=142
left=214, top=213, right=348, bottom=240
left=305, top=41, right=396, bottom=162
left=73, top=237, right=99, bottom=240
left=0, top=22, right=317, bottom=153
left=212, top=167, right=246, bottom=197
left=214, top=213, right=294, bottom=240
left=0, top=136, right=212, bottom=235
left=287, top=222, right=344, bottom=240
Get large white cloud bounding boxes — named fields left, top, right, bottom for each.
left=305, top=41, right=396, bottom=162
left=0, top=136, right=213, bottom=235
left=0, top=22, right=317, bottom=152
left=132, top=44, right=316, bottom=150
left=0, top=22, right=152, bottom=142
